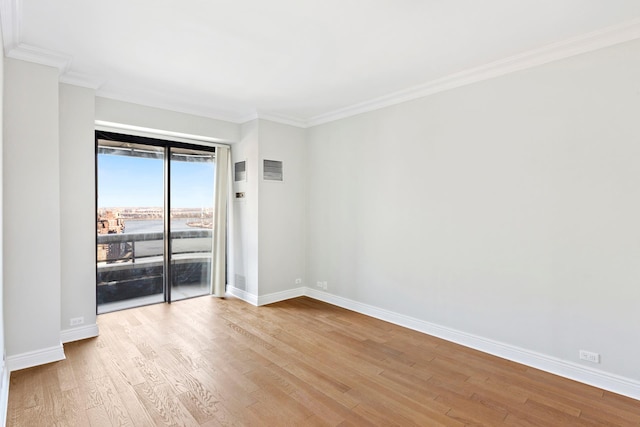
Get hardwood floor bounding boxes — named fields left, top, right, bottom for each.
left=7, top=296, right=640, bottom=426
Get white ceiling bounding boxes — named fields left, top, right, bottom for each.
left=3, top=1, right=640, bottom=126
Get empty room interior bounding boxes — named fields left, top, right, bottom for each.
left=1, top=1, right=640, bottom=425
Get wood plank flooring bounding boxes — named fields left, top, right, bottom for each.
left=7, top=296, right=640, bottom=426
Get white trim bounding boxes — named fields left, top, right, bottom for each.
left=256, top=113, right=307, bottom=129
left=60, top=71, right=103, bottom=90
left=0, top=0, right=20, bottom=52
left=303, top=288, right=640, bottom=401
left=93, top=17, right=640, bottom=129
left=238, top=111, right=308, bottom=128
left=307, top=17, right=640, bottom=127
left=238, top=112, right=259, bottom=125
left=3, top=3, right=639, bottom=129
left=60, top=324, right=99, bottom=344
left=95, top=120, right=233, bottom=146
left=257, top=287, right=305, bottom=306
left=6, top=343, right=65, bottom=372
left=6, top=43, right=70, bottom=72
left=2, top=3, right=640, bottom=129
left=226, top=285, right=258, bottom=306
left=0, top=362, right=9, bottom=427
left=230, top=286, right=308, bottom=306
left=96, top=90, right=247, bottom=126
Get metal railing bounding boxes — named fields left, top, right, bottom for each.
left=97, top=229, right=212, bottom=264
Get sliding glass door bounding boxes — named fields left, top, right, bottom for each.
left=96, top=132, right=217, bottom=313
left=169, top=147, right=215, bottom=301
left=96, top=140, right=166, bottom=312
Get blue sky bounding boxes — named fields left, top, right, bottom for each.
left=97, top=154, right=215, bottom=208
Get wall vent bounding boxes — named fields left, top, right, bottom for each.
left=234, top=274, right=246, bottom=290
left=263, top=159, right=283, bottom=181
left=234, top=160, right=246, bottom=182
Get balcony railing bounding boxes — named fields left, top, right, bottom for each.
left=97, top=229, right=213, bottom=305
left=97, top=229, right=212, bottom=264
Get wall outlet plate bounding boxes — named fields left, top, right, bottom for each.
left=70, top=317, right=84, bottom=327
left=579, top=350, right=600, bottom=363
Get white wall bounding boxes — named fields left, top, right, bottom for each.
left=229, top=119, right=307, bottom=301
left=0, top=67, right=241, bottom=371
left=230, top=120, right=260, bottom=297
left=258, top=120, right=306, bottom=295
left=1, top=20, right=637, bottom=403
left=3, top=59, right=63, bottom=361
left=307, top=39, right=640, bottom=381
left=95, top=97, right=239, bottom=143
left=59, top=83, right=97, bottom=340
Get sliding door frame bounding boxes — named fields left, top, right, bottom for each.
left=95, top=130, right=218, bottom=311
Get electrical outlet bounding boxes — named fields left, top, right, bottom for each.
left=295, top=278, right=302, bottom=284
left=579, top=350, right=600, bottom=363
left=70, top=317, right=84, bottom=327
left=317, top=281, right=323, bottom=288
left=322, top=281, right=328, bottom=290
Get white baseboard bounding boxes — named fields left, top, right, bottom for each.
left=226, top=286, right=258, bottom=306
left=0, top=362, right=9, bottom=427
left=303, top=287, right=640, bottom=401
left=227, top=286, right=307, bottom=306
left=60, top=323, right=99, bottom=344
left=258, top=287, right=306, bottom=306
left=6, top=343, right=65, bottom=372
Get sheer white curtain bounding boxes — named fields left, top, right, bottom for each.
left=211, top=145, right=230, bottom=296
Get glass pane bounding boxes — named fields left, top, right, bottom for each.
left=96, top=140, right=165, bottom=313
left=169, top=147, right=215, bottom=301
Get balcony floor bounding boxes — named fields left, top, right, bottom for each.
left=97, top=285, right=209, bottom=314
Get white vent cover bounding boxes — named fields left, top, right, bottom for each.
left=234, top=160, right=246, bottom=182
left=263, top=159, right=283, bottom=181
left=234, top=274, right=247, bottom=290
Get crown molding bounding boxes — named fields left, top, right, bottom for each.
left=0, top=0, right=19, bottom=52
left=238, top=111, right=259, bottom=124
left=308, top=17, right=640, bottom=127
left=94, top=90, right=309, bottom=129
left=95, top=89, right=249, bottom=125
left=238, top=110, right=307, bottom=128
left=256, top=111, right=307, bottom=128
left=6, top=42, right=71, bottom=71
left=4, top=1, right=640, bottom=129
left=60, top=71, right=103, bottom=90
left=7, top=44, right=104, bottom=90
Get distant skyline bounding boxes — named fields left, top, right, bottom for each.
left=97, top=153, right=215, bottom=209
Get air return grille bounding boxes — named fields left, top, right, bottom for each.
left=234, top=160, right=246, bottom=182
left=263, top=159, right=283, bottom=181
